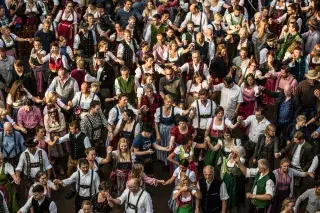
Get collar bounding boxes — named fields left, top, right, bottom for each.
left=75, top=132, right=81, bottom=138
left=299, top=140, right=306, bottom=147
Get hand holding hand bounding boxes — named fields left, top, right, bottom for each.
left=312, top=131, right=320, bottom=139
left=147, top=149, right=154, bottom=154
left=308, top=172, right=315, bottom=178
left=274, top=153, right=281, bottom=158
left=314, top=89, right=320, bottom=98
left=246, top=193, right=254, bottom=199
left=53, top=179, right=61, bottom=185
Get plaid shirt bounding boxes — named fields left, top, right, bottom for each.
left=141, top=94, right=163, bottom=124
left=80, top=110, right=108, bottom=141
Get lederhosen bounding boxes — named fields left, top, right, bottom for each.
left=25, top=150, right=44, bottom=189
left=74, top=93, right=96, bottom=119
left=190, top=13, right=203, bottom=32
left=75, top=170, right=94, bottom=213
left=85, top=114, right=104, bottom=154
left=126, top=189, right=145, bottom=213
left=1, top=131, right=21, bottom=168
left=195, top=100, right=213, bottom=143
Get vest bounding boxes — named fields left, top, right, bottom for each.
left=70, top=132, right=87, bottom=160
left=188, top=62, right=204, bottom=81
left=185, top=32, right=196, bottom=44
left=199, top=178, right=222, bottom=213
left=71, top=69, right=86, bottom=87
left=122, top=40, right=138, bottom=69
left=117, top=75, right=136, bottom=104
left=78, top=31, right=94, bottom=57
left=150, top=24, right=167, bottom=47
left=32, top=196, right=51, bottom=213
left=159, top=106, right=175, bottom=125
left=196, top=100, right=213, bottom=129
left=251, top=172, right=275, bottom=208
left=49, top=55, right=63, bottom=72
left=0, top=35, right=15, bottom=50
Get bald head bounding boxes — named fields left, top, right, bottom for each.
left=4, top=122, right=12, bottom=136
left=203, top=165, right=214, bottom=182
left=127, top=178, right=140, bottom=193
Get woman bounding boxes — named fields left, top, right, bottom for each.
left=252, top=19, right=269, bottom=62
left=83, top=1, right=99, bottom=20
left=44, top=104, right=67, bottom=175
left=28, top=171, right=59, bottom=198
left=203, top=107, right=237, bottom=168
left=307, top=44, right=320, bottom=70
left=140, top=83, right=163, bottom=123
left=6, top=80, right=42, bottom=118
left=37, top=42, right=69, bottom=84
left=154, top=95, right=193, bottom=166
left=164, top=27, right=182, bottom=46
left=35, top=126, right=48, bottom=153
left=284, top=115, right=311, bottom=144
left=90, top=182, right=113, bottom=212
left=209, top=44, right=229, bottom=84
left=93, top=40, right=123, bottom=68
left=223, top=146, right=246, bottom=212
left=280, top=198, right=294, bottom=213
left=164, top=159, right=197, bottom=212
left=128, top=163, right=164, bottom=188
left=29, top=37, right=46, bottom=96
left=112, top=109, right=140, bottom=145
left=0, top=108, right=23, bottom=132
left=238, top=74, right=260, bottom=119
left=137, top=75, right=157, bottom=108
left=238, top=58, right=264, bottom=86
left=0, top=26, right=31, bottom=57
left=167, top=135, right=206, bottom=175
left=136, top=41, right=150, bottom=66
left=259, top=51, right=281, bottom=105
left=269, top=0, right=287, bottom=35
left=106, top=138, right=133, bottom=196
left=236, top=28, right=254, bottom=57
left=253, top=124, right=279, bottom=171
left=205, top=128, right=241, bottom=178
left=142, top=0, right=157, bottom=37
left=58, top=36, right=74, bottom=64
left=163, top=40, right=183, bottom=67
left=211, top=14, right=226, bottom=44
left=0, top=152, right=19, bottom=213
left=169, top=116, right=196, bottom=147
left=186, top=72, right=209, bottom=108
left=109, top=23, right=124, bottom=53
left=54, top=1, right=78, bottom=46
left=248, top=12, right=261, bottom=34
left=172, top=175, right=202, bottom=213
left=271, top=158, right=311, bottom=213
left=44, top=91, right=68, bottom=115
left=210, top=0, right=228, bottom=16
left=85, top=147, right=110, bottom=173
left=15, top=0, right=43, bottom=32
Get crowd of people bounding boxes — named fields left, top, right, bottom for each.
left=0, top=0, right=318, bottom=212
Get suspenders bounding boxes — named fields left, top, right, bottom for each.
left=77, top=170, right=94, bottom=198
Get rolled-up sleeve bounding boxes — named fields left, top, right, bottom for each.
left=246, top=168, right=259, bottom=178
left=265, top=179, right=275, bottom=197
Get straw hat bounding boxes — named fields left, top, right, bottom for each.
left=305, top=69, right=320, bottom=80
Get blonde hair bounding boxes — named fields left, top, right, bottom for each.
left=296, top=115, right=306, bottom=122
left=0, top=108, right=7, bottom=116
left=76, top=59, right=85, bottom=69
left=46, top=91, right=58, bottom=104
left=130, top=164, right=144, bottom=179
left=164, top=94, right=174, bottom=102
left=257, top=19, right=268, bottom=40
left=117, top=138, right=131, bottom=161
left=0, top=26, right=10, bottom=34
left=176, top=175, right=190, bottom=190
left=238, top=27, right=248, bottom=37
left=214, top=13, right=223, bottom=22
left=264, top=124, right=276, bottom=136
left=281, top=198, right=294, bottom=211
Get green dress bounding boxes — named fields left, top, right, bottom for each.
left=176, top=204, right=193, bottom=213
left=0, top=163, right=19, bottom=213
left=204, top=135, right=221, bottom=172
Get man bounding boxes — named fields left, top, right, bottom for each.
left=34, top=20, right=56, bottom=53
left=16, top=138, right=52, bottom=189
left=152, top=33, right=168, bottom=64
left=259, top=34, right=277, bottom=64
left=212, top=76, right=243, bottom=121
left=181, top=22, right=197, bottom=45
left=115, top=0, right=142, bottom=28
left=10, top=60, right=37, bottom=96
left=225, top=5, right=245, bottom=35
left=73, top=21, right=97, bottom=68
left=80, top=101, right=108, bottom=155
left=17, top=99, right=43, bottom=139
left=294, top=180, right=320, bottom=213
left=0, top=122, right=25, bottom=167
left=144, top=14, right=167, bottom=47
left=133, top=123, right=169, bottom=175
left=224, top=0, right=248, bottom=20
left=277, top=22, right=303, bottom=61
left=159, top=67, right=185, bottom=104
left=190, top=89, right=216, bottom=159
left=107, top=178, right=153, bottom=213
left=114, top=66, right=136, bottom=105
left=0, top=6, right=9, bottom=27
left=296, top=69, right=320, bottom=120
left=38, top=13, right=56, bottom=31
left=18, top=185, right=57, bottom=213
left=107, top=93, right=139, bottom=129
left=194, top=32, right=210, bottom=64
left=0, top=47, right=13, bottom=94
left=54, top=158, right=100, bottom=213
left=302, top=19, right=320, bottom=54
left=203, top=25, right=215, bottom=62
left=198, top=165, right=229, bottom=213
left=276, top=132, right=314, bottom=175
left=56, top=121, right=91, bottom=199
left=117, top=30, right=139, bottom=71
left=126, top=16, right=142, bottom=44
left=262, top=85, right=300, bottom=145
left=232, top=48, right=250, bottom=80
left=274, top=66, right=298, bottom=94
left=238, top=107, right=270, bottom=161
left=180, top=3, right=208, bottom=32
left=284, top=47, right=307, bottom=82
left=236, top=158, right=275, bottom=213
left=46, top=68, right=79, bottom=104
left=275, top=3, right=303, bottom=32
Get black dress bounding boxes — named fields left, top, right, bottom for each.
left=91, top=193, right=112, bottom=213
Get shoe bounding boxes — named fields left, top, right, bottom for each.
left=66, top=191, right=76, bottom=199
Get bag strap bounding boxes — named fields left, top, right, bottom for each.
left=197, top=100, right=200, bottom=129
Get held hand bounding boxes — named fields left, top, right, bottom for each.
left=165, top=146, right=171, bottom=152
left=274, top=153, right=280, bottom=158
left=21, top=128, right=27, bottom=134
left=181, top=186, right=188, bottom=192
left=107, top=146, right=113, bottom=154
left=53, top=179, right=61, bottom=185
left=157, top=180, right=165, bottom=185
left=246, top=193, right=254, bottom=199
left=308, top=172, right=315, bottom=178
left=314, top=89, right=320, bottom=98
left=147, top=149, right=154, bottom=154
left=14, top=176, right=21, bottom=185
left=252, top=158, right=256, bottom=164
left=67, top=101, right=73, bottom=107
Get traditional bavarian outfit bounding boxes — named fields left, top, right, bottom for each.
left=30, top=48, right=46, bottom=94
left=117, top=39, right=139, bottom=71
left=55, top=10, right=77, bottom=46
left=174, top=188, right=196, bottom=213
left=0, top=34, right=17, bottom=57
left=0, top=191, right=9, bottom=213
left=72, top=91, right=100, bottom=119
left=62, top=169, right=100, bottom=213
left=0, top=162, right=18, bottom=212
left=120, top=188, right=152, bottom=213
left=31, top=196, right=53, bottom=212
left=16, top=147, right=51, bottom=191
left=76, top=30, right=95, bottom=58
left=115, top=75, right=136, bottom=105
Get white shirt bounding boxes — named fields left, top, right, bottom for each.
left=16, top=148, right=52, bottom=178
left=154, top=106, right=183, bottom=123
left=0, top=162, right=15, bottom=176
left=28, top=180, right=55, bottom=198
left=114, top=77, right=135, bottom=95
left=117, top=40, right=139, bottom=63
left=242, top=116, right=270, bottom=143
left=179, top=62, right=210, bottom=80
left=181, top=12, right=208, bottom=32
left=62, top=170, right=100, bottom=197
left=190, top=99, right=216, bottom=129
left=308, top=155, right=320, bottom=173
left=41, top=54, right=69, bottom=70
left=173, top=167, right=197, bottom=183
left=291, top=141, right=305, bottom=169
left=19, top=196, right=57, bottom=213
left=197, top=179, right=229, bottom=200
left=135, top=64, right=164, bottom=87
left=73, top=31, right=98, bottom=49
left=246, top=168, right=275, bottom=197
left=115, top=119, right=141, bottom=137
left=118, top=188, right=153, bottom=213
left=108, top=104, right=138, bottom=126
left=212, top=83, right=243, bottom=120
left=57, top=132, right=91, bottom=148
left=71, top=92, right=100, bottom=110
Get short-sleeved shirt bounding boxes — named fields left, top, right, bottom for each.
left=133, top=133, right=156, bottom=160
left=170, top=125, right=196, bottom=145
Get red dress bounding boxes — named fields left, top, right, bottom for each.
left=170, top=125, right=195, bottom=145
left=140, top=94, right=163, bottom=124
left=56, top=10, right=75, bottom=46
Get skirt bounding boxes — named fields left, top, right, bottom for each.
left=57, top=22, right=74, bottom=47
left=270, top=189, right=290, bottom=213
left=49, top=131, right=69, bottom=158
left=261, top=78, right=276, bottom=105
left=223, top=173, right=245, bottom=210
left=34, top=66, right=45, bottom=93
left=204, top=136, right=221, bottom=170
left=116, top=169, right=130, bottom=197
left=158, top=123, right=174, bottom=166
left=238, top=100, right=256, bottom=119
left=176, top=204, right=193, bottom=213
